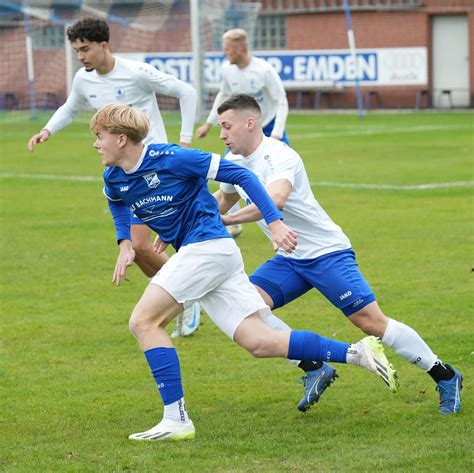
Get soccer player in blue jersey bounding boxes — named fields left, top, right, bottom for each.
left=91, top=104, right=397, bottom=441
left=214, top=94, right=463, bottom=415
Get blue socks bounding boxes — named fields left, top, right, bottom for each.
left=144, top=347, right=183, bottom=405
left=144, top=332, right=348, bottom=407
left=288, top=330, right=349, bottom=363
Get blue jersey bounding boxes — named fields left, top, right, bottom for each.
left=104, top=143, right=282, bottom=250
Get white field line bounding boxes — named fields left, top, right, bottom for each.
left=309, top=180, right=474, bottom=190
left=1, top=172, right=473, bottom=191
left=0, top=172, right=102, bottom=182
left=290, top=124, right=473, bottom=139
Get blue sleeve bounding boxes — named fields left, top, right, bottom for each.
left=107, top=199, right=132, bottom=244
left=171, top=146, right=214, bottom=179
left=215, top=158, right=282, bottom=224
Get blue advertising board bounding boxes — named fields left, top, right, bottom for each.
left=118, top=48, right=427, bottom=87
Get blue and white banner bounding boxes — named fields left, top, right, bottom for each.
left=118, top=47, right=427, bottom=87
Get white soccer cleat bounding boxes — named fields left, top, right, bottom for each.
left=347, top=336, right=398, bottom=392
left=128, top=419, right=195, bottom=441
left=171, top=302, right=201, bottom=338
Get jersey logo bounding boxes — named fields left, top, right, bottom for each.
left=120, top=185, right=129, bottom=192
left=115, top=87, right=125, bottom=101
left=143, top=172, right=161, bottom=188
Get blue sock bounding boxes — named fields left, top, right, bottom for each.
left=144, top=347, right=183, bottom=405
left=288, top=330, right=349, bottom=363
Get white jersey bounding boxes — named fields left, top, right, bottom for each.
left=44, top=57, right=196, bottom=144
left=220, top=136, right=351, bottom=259
left=207, top=57, right=288, bottom=138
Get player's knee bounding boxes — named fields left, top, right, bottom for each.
left=241, top=335, right=273, bottom=358
left=128, top=305, right=152, bottom=338
left=349, top=304, right=388, bottom=338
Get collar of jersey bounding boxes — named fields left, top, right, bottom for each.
left=125, top=145, right=147, bottom=174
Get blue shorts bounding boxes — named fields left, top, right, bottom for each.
left=249, top=249, right=376, bottom=316
left=263, top=117, right=290, bottom=145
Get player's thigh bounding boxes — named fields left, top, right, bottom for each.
left=151, top=237, right=241, bottom=308
left=249, top=255, right=312, bottom=309
left=201, top=264, right=269, bottom=340
left=132, top=283, right=183, bottom=329
left=297, top=249, right=376, bottom=317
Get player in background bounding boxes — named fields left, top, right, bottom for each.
left=214, top=94, right=463, bottom=415
left=195, top=28, right=290, bottom=238
left=91, top=104, right=397, bottom=441
left=27, top=17, right=200, bottom=337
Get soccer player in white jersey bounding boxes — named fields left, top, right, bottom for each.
left=27, top=17, right=200, bottom=336
left=195, top=28, right=290, bottom=238
left=91, top=104, right=397, bottom=441
left=214, top=94, right=463, bottom=415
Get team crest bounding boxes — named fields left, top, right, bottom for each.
left=115, top=87, right=125, bottom=101
left=143, top=172, right=161, bottom=188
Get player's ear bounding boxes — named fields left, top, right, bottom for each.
left=117, top=133, right=128, bottom=148
left=247, top=116, right=256, bottom=131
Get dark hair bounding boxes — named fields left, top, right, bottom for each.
left=66, top=18, right=109, bottom=43
left=217, top=94, right=261, bottom=116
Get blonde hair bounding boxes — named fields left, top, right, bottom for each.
left=90, top=104, right=149, bottom=143
left=223, top=28, right=248, bottom=44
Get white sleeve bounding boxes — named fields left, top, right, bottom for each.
left=205, top=70, right=232, bottom=125
left=265, top=67, right=288, bottom=139
left=137, top=63, right=197, bottom=143
left=43, top=74, right=87, bottom=135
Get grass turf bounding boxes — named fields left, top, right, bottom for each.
left=1, top=110, right=473, bottom=472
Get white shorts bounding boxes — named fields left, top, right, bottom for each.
left=150, top=238, right=270, bottom=339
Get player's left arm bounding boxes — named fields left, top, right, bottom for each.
left=138, top=63, right=197, bottom=145
left=221, top=179, right=292, bottom=225
left=213, top=159, right=296, bottom=252
left=265, top=67, right=289, bottom=140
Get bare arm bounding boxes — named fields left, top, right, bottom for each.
left=221, top=179, right=292, bottom=225
left=213, top=189, right=241, bottom=214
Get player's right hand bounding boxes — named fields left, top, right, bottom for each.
left=28, top=129, right=50, bottom=152
left=195, top=123, right=211, bottom=140
left=153, top=235, right=169, bottom=254
left=112, top=240, right=136, bottom=286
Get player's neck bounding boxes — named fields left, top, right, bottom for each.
left=237, top=54, right=251, bottom=68
left=242, top=134, right=264, bottom=157
left=120, top=143, right=145, bottom=171
left=96, top=53, right=116, bottom=75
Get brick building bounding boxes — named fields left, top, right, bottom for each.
left=1, top=0, right=472, bottom=111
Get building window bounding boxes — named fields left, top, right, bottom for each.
left=254, top=15, right=286, bottom=50
left=31, top=26, right=64, bottom=49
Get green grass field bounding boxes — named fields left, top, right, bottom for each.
left=1, top=111, right=473, bottom=472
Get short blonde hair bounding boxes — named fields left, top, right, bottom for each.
left=223, top=28, right=248, bottom=43
left=90, top=104, right=149, bottom=143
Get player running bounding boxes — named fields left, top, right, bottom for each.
left=91, top=104, right=397, bottom=440
left=214, top=94, right=462, bottom=415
